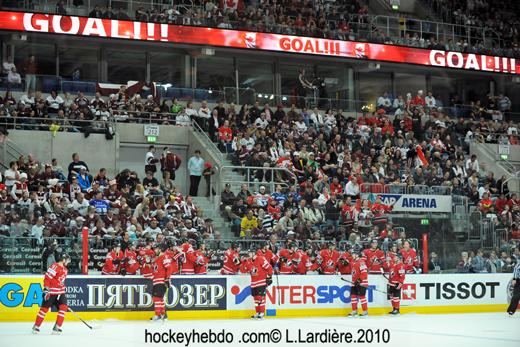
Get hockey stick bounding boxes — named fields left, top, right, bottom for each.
left=275, top=272, right=281, bottom=306
left=67, top=307, right=101, bottom=330
left=340, top=277, right=389, bottom=295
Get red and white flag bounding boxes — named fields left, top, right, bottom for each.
left=220, top=0, right=244, bottom=11
left=416, top=145, right=429, bottom=167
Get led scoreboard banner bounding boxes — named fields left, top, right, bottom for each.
left=0, top=11, right=517, bottom=74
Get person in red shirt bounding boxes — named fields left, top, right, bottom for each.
left=479, top=192, right=493, bottom=213
left=495, top=194, right=508, bottom=214
left=180, top=240, right=198, bottom=274
left=400, top=240, right=420, bottom=273
left=138, top=238, right=156, bottom=279
left=387, top=254, right=406, bottom=315
left=317, top=242, right=340, bottom=274
left=240, top=247, right=274, bottom=319
left=371, top=196, right=393, bottom=218
left=411, top=90, right=425, bottom=107
left=33, top=253, right=70, bottom=334
left=218, top=120, right=233, bottom=153
left=363, top=239, right=385, bottom=274
left=194, top=242, right=213, bottom=275
left=123, top=242, right=140, bottom=275
left=337, top=249, right=353, bottom=275
left=278, top=242, right=297, bottom=275
left=349, top=248, right=369, bottom=317
left=165, top=240, right=183, bottom=275
left=257, top=243, right=278, bottom=268
left=151, top=243, right=172, bottom=321
left=267, top=198, right=281, bottom=220
left=292, top=247, right=315, bottom=274
left=329, top=177, right=343, bottom=196
left=101, top=242, right=124, bottom=275
left=220, top=242, right=242, bottom=275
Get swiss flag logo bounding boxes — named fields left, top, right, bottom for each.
left=401, top=283, right=416, bottom=300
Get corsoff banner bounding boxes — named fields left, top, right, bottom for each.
left=0, top=11, right=518, bottom=74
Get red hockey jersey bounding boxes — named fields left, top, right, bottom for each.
left=363, top=248, right=385, bottom=273
left=351, top=258, right=368, bottom=287
left=153, top=253, right=172, bottom=286
left=278, top=248, right=295, bottom=274
left=240, top=255, right=273, bottom=288
left=44, top=262, right=68, bottom=295
left=101, top=250, right=124, bottom=275
left=389, top=262, right=406, bottom=287
left=138, top=247, right=156, bottom=279
left=220, top=248, right=241, bottom=275
left=337, top=251, right=352, bottom=275
left=180, top=243, right=198, bottom=274
left=400, top=248, right=419, bottom=273
left=165, top=249, right=183, bottom=275
left=124, top=249, right=140, bottom=275
left=292, top=250, right=313, bottom=275
left=317, top=249, right=340, bottom=274
left=194, top=249, right=209, bottom=275
left=256, top=248, right=279, bottom=267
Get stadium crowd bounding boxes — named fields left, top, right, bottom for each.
left=1, top=0, right=519, bottom=58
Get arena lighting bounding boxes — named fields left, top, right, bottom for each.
left=162, top=83, right=172, bottom=88
left=269, top=94, right=274, bottom=100
left=282, top=96, right=288, bottom=101
left=258, top=94, right=263, bottom=98
left=0, top=11, right=517, bottom=74
left=208, top=90, right=213, bottom=94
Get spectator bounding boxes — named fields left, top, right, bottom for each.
left=471, top=249, right=486, bottom=272
left=485, top=251, right=502, bottom=273
left=7, top=67, right=21, bottom=85
left=22, top=55, right=37, bottom=93
left=144, top=145, right=158, bottom=174
left=377, top=92, right=392, bottom=113
left=67, top=153, right=89, bottom=182
left=188, top=150, right=204, bottom=196
left=456, top=251, right=472, bottom=273
left=428, top=252, right=442, bottom=273
left=240, top=209, right=258, bottom=238
left=76, top=166, right=91, bottom=191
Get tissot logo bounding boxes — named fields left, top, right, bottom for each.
left=420, top=282, right=499, bottom=300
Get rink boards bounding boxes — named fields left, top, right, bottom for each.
left=0, top=274, right=515, bottom=321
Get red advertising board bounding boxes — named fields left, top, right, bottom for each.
left=0, top=11, right=517, bottom=74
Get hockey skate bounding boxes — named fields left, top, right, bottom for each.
left=150, top=315, right=162, bottom=322
left=160, top=313, right=168, bottom=321
left=31, top=325, right=40, bottom=334
left=52, top=324, right=62, bottom=335
left=389, top=309, right=400, bottom=315
left=257, top=312, right=265, bottom=319
left=347, top=311, right=358, bottom=318
left=360, top=310, right=368, bottom=317
left=251, top=313, right=259, bottom=319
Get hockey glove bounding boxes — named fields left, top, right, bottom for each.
left=266, top=276, right=273, bottom=286
left=120, top=268, right=127, bottom=276
left=414, top=267, right=422, bottom=274
left=113, top=259, right=121, bottom=266
left=43, top=287, right=50, bottom=301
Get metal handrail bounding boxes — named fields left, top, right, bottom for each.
left=190, top=119, right=224, bottom=163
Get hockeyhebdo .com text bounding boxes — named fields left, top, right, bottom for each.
left=144, top=327, right=390, bottom=345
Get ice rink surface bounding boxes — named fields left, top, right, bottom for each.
left=0, top=313, right=518, bottom=347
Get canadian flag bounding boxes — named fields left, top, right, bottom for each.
left=220, top=0, right=244, bottom=11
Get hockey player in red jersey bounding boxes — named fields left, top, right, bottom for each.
left=194, top=242, right=214, bottom=275
left=101, top=242, right=124, bottom=275
left=387, top=254, right=406, bottom=315
left=257, top=242, right=279, bottom=268
left=180, top=240, right=198, bottom=274
left=32, top=253, right=70, bottom=334
left=139, top=238, right=156, bottom=279
left=151, top=243, right=172, bottom=321
left=349, top=247, right=369, bottom=317
left=220, top=242, right=242, bottom=275
left=400, top=240, right=420, bottom=273
left=278, top=242, right=297, bottom=274
left=122, top=242, right=140, bottom=275
left=337, top=247, right=353, bottom=275
left=165, top=240, right=183, bottom=275
left=240, top=247, right=274, bottom=319
left=383, top=242, right=399, bottom=272
left=293, top=247, right=315, bottom=274
left=363, top=239, right=385, bottom=274
left=316, top=242, right=340, bottom=274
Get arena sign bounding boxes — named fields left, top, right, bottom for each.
left=0, top=11, right=517, bottom=74
left=0, top=274, right=512, bottom=321
left=362, top=193, right=452, bottom=212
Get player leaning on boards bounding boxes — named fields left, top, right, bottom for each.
left=32, top=253, right=71, bottom=334
left=507, top=255, right=520, bottom=316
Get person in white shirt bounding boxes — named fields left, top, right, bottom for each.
left=31, top=217, right=45, bottom=246
left=7, top=67, right=21, bottom=84
left=71, top=193, right=90, bottom=216
left=294, top=116, right=307, bottom=133
left=465, top=154, right=479, bottom=173
left=176, top=107, right=191, bottom=126
left=4, top=161, right=19, bottom=190
left=425, top=91, right=436, bottom=109
left=144, top=145, right=158, bottom=173
left=377, top=92, right=392, bottom=111
left=310, top=107, right=324, bottom=129
left=20, top=91, right=35, bottom=109
left=185, top=101, right=198, bottom=119
left=240, top=133, right=255, bottom=151
left=46, top=90, right=64, bottom=113
left=345, top=178, right=360, bottom=197
left=2, top=58, right=15, bottom=75
left=254, top=113, right=269, bottom=129
left=198, top=100, right=211, bottom=120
